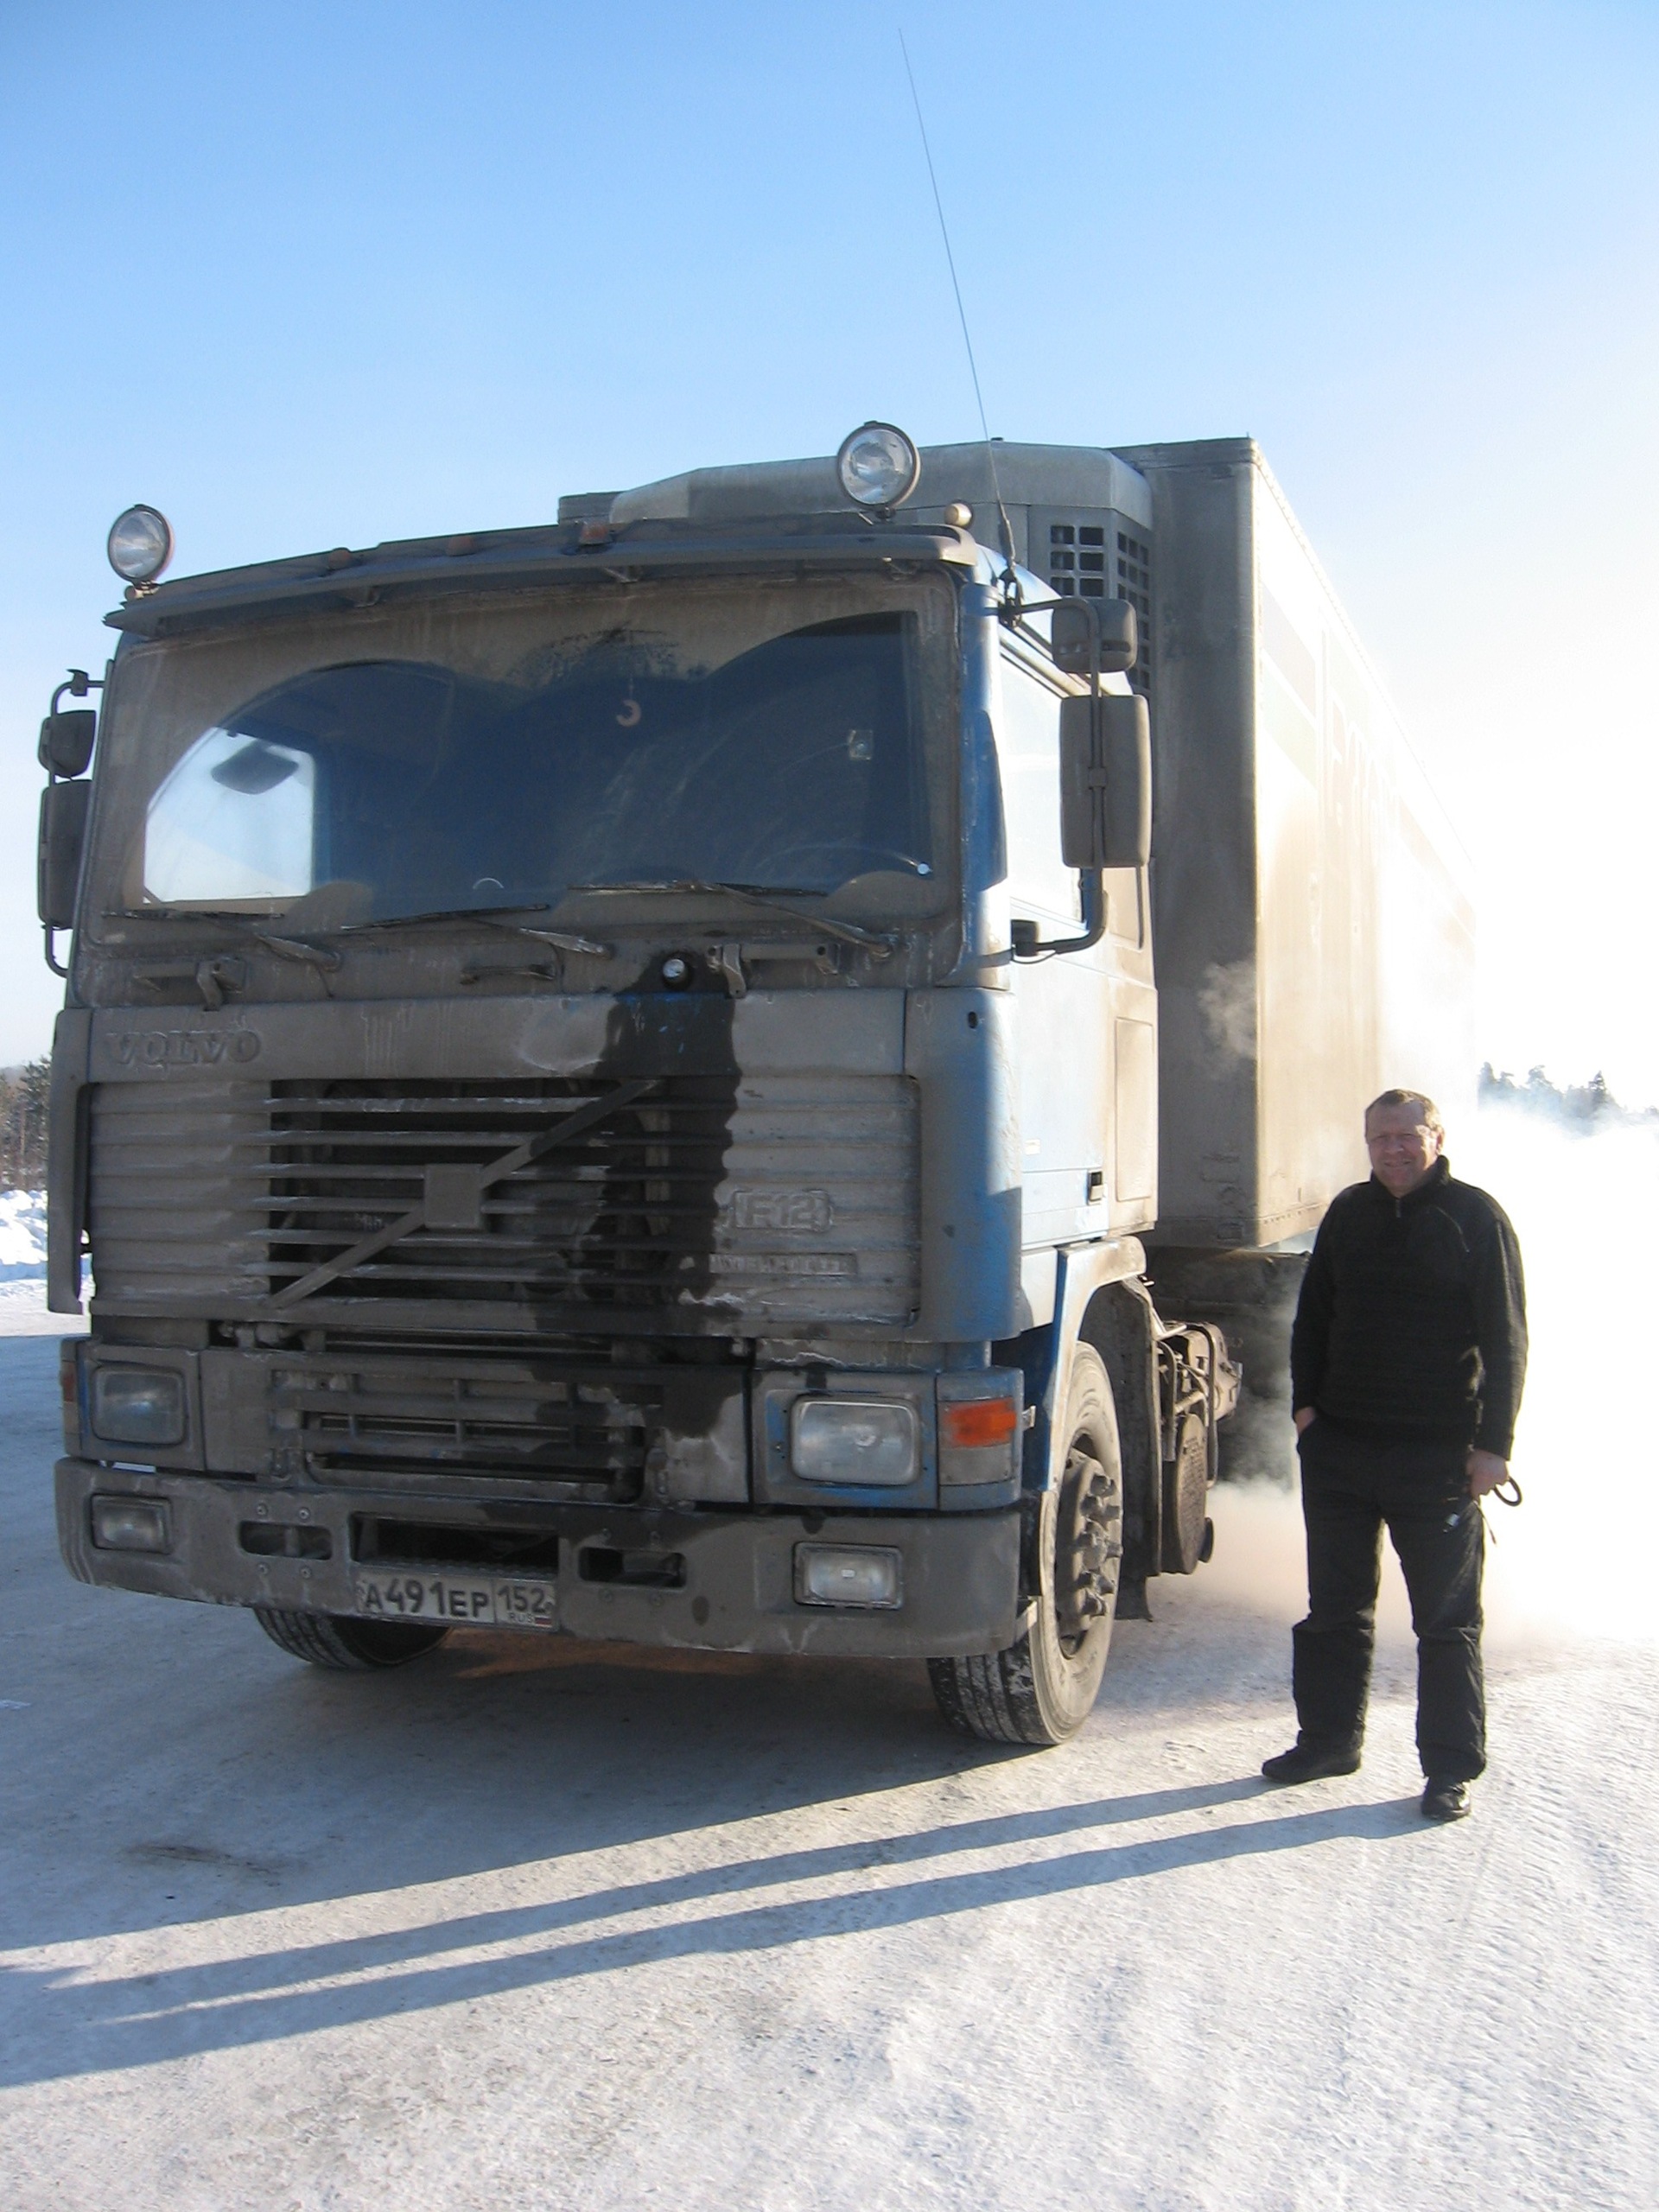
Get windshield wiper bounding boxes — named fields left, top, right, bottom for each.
left=571, top=880, right=893, bottom=953
left=328, top=906, right=614, bottom=957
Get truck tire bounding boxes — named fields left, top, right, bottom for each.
left=928, top=1345, right=1122, bottom=1746
left=253, top=1607, right=451, bottom=1671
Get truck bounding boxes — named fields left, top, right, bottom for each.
left=35, top=427, right=1475, bottom=1746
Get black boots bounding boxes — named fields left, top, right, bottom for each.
left=1260, top=1741, right=1363, bottom=1784
left=1421, top=1778, right=1471, bottom=1821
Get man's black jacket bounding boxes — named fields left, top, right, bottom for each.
left=1290, top=1157, right=1527, bottom=1457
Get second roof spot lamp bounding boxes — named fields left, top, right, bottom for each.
left=836, top=423, right=921, bottom=514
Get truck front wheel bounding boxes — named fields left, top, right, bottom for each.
left=253, top=1607, right=451, bottom=1671
left=928, top=1345, right=1122, bottom=1746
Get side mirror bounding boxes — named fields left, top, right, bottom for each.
left=39, top=709, right=97, bottom=779
left=1095, top=598, right=1137, bottom=674
left=1050, top=597, right=1137, bottom=678
left=1059, top=691, right=1152, bottom=869
left=38, top=780, right=92, bottom=930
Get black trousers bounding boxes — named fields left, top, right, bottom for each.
left=1293, top=1419, right=1486, bottom=1782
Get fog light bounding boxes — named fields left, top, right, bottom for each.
left=90, top=1366, right=186, bottom=1446
left=91, top=1497, right=171, bottom=1554
left=795, top=1543, right=903, bottom=1609
left=791, top=1397, right=919, bottom=1486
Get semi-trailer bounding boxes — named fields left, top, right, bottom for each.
left=37, top=425, right=1473, bottom=1744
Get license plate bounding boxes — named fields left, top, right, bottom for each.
left=353, top=1569, right=556, bottom=1631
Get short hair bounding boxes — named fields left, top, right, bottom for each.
left=1364, top=1088, right=1444, bottom=1135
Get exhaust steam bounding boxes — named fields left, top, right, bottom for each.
left=1202, top=1101, right=1659, bottom=1653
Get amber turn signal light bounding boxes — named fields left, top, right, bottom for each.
left=940, top=1398, right=1020, bottom=1450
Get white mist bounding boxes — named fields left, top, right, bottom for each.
left=1201, top=1102, right=1659, bottom=1653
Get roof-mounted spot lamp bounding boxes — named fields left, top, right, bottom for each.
left=836, top=423, right=921, bottom=517
left=106, top=504, right=174, bottom=591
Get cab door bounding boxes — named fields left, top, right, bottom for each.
left=996, top=642, right=1155, bottom=1247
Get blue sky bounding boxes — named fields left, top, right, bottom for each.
left=3, top=0, right=1656, bottom=1097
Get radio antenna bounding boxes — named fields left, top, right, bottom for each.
left=899, top=31, right=1018, bottom=586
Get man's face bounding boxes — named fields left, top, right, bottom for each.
left=1365, top=1103, right=1444, bottom=1198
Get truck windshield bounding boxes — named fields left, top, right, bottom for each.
left=92, top=574, right=956, bottom=932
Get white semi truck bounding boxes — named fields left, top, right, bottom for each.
left=38, top=427, right=1473, bottom=1744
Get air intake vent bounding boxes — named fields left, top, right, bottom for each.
left=1046, top=520, right=1110, bottom=599
left=1040, top=508, right=1154, bottom=702
left=1115, top=529, right=1154, bottom=701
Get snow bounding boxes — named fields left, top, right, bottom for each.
left=0, top=1194, right=91, bottom=1331
left=0, top=1114, right=1655, bottom=2209
left=0, top=1191, right=64, bottom=1337
left=0, top=1190, right=45, bottom=1282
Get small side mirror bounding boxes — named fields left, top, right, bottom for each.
left=1049, top=602, right=1093, bottom=677
left=1095, top=598, right=1137, bottom=674
left=1050, top=597, right=1137, bottom=678
left=38, top=780, right=92, bottom=929
left=39, top=709, right=97, bottom=779
left=1059, top=691, right=1152, bottom=869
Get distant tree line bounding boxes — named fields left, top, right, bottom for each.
left=0, top=1060, right=49, bottom=1191
left=1480, top=1063, right=1656, bottom=1128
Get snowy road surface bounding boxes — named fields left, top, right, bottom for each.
left=3, top=1116, right=1657, bottom=2209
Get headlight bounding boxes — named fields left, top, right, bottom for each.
left=107, top=504, right=174, bottom=584
left=836, top=422, right=921, bottom=511
left=791, top=1397, right=919, bottom=1485
left=91, top=1496, right=172, bottom=1554
left=794, top=1543, right=903, bottom=1609
left=90, top=1366, right=187, bottom=1446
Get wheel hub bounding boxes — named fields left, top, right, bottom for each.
left=1054, top=1446, right=1122, bottom=1649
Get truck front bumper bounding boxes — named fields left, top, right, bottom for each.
left=54, top=1459, right=1023, bottom=1659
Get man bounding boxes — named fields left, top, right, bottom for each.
left=1262, top=1089, right=1527, bottom=1821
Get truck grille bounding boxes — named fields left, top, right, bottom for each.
left=264, top=1076, right=731, bottom=1308
left=267, top=1350, right=662, bottom=1497
left=88, top=1072, right=919, bottom=1328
